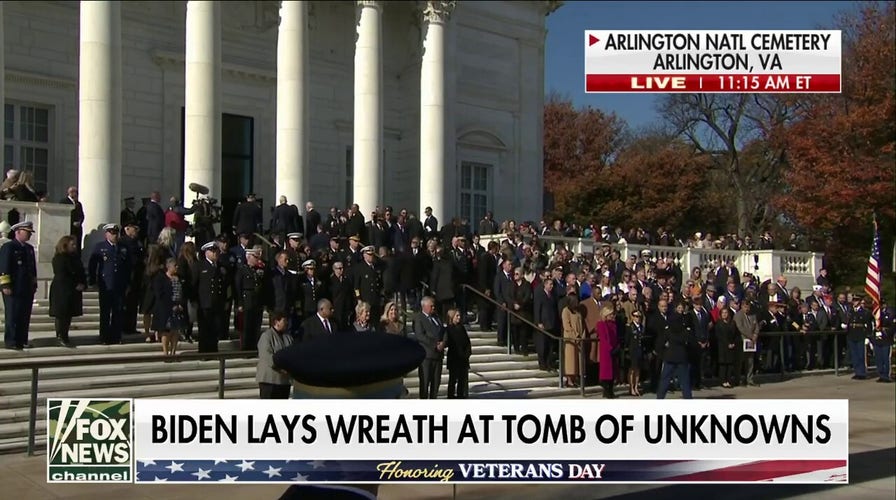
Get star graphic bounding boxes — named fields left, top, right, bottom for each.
left=237, top=460, right=256, bottom=472
left=309, top=460, right=326, bottom=470
left=214, top=459, right=229, bottom=465
left=138, top=459, right=156, bottom=466
left=165, top=461, right=184, bottom=473
left=263, top=466, right=282, bottom=478
left=192, top=468, right=212, bottom=481
left=291, top=473, right=309, bottom=482
left=220, top=474, right=239, bottom=482
left=153, top=476, right=168, bottom=482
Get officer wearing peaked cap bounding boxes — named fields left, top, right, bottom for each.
left=299, top=259, right=324, bottom=322
left=235, top=246, right=268, bottom=352
left=88, top=224, right=131, bottom=345
left=354, top=245, right=383, bottom=321
left=194, top=241, right=228, bottom=353
left=273, top=331, right=425, bottom=499
left=0, top=221, right=37, bottom=350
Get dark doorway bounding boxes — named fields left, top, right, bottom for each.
left=180, top=111, right=256, bottom=235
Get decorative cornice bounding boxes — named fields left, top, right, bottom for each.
left=5, top=70, right=76, bottom=90
left=357, top=1, right=382, bottom=10
left=151, top=50, right=276, bottom=83
left=422, top=1, right=456, bottom=24
left=544, top=1, right=563, bottom=16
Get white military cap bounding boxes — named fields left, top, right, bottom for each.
left=361, top=245, right=375, bottom=254
left=287, top=232, right=303, bottom=240
left=11, top=221, right=34, bottom=232
left=102, top=223, right=119, bottom=232
left=301, top=259, right=316, bottom=269
left=201, top=242, right=218, bottom=252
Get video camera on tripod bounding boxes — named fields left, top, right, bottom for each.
left=188, top=182, right=222, bottom=225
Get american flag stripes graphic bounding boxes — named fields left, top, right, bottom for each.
left=134, top=459, right=848, bottom=483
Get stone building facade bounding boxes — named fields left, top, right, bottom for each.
left=1, top=1, right=553, bottom=232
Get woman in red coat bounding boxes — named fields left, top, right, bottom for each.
left=597, top=305, right=619, bottom=398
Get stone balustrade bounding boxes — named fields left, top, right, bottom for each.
left=478, top=234, right=824, bottom=292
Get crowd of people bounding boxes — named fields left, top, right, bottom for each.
left=1, top=191, right=893, bottom=401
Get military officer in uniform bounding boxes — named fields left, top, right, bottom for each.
left=0, top=221, right=37, bottom=350
left=846, top=294, right=873, bottom=380
left=120, top=221, right=145, bottom=334
left=194, top=241, right=228, bottom=353
left=872, top=298, right=894, bottom=383
left=271, top=250, right=300, bottom=337
left=88, top=223, right=131, bottom=345
left=342, top=234, right=364, bottom=274
left=285, top=232, right=303, bottom=272
left=216, top=233, right=237, bottom=340
left=354, top=245, right=384, bottom=321
left=234, top=247, right=267, bottom=352
left=299, top=259, right=324, bottom=322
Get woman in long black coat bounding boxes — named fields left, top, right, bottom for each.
left=445, top=309, right=472, bottom=399
left=715, top=307, right=739, bottom=388
left=49, top=236, right=86, bottom=347
left=509, top=268, right=533, bottom=355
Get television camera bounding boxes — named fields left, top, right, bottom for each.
left=187, top=183, right=222, bottom=247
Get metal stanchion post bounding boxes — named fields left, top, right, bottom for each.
left=27, top=368, right=39, bottom=456
left=834, top=334, right=840, bottom=376
left=779, top=335, right=786, bottom=380
left=218, top=359, right=226, bottom=399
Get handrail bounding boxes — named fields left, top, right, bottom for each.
left=0, top=349, right=258, bottom=371
left=0, top=349, right=259, bottom=456
left=460, top=284, right=563, bottom=342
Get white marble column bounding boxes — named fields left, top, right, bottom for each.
left=0, top=2, right=5, bottom=166
left=419, top=1, right=454, bottom=220
left=78, top=1, right=122, bottom=235
left=183, top=0, right=221, bottom=203
left=276, top=1, right=310, bottom=207
left=353, top=1, right=383, bottom=217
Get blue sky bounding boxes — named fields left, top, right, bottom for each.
left=545, top=1, right=856, bottom=130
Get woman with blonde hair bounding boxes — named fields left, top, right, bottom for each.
left=10, top=170, right=38, bottom=201
left=561, top=288, right=585, bottom=387
left=152, top=258, right=187, bottom=357
left=353, top=301, right=376, bottom=333
left=596, top=303, right=619, bottom=398
left=379, top=301, right=406, bottom=336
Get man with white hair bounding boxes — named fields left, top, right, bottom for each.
left=304, top=201, right=321, bottom=239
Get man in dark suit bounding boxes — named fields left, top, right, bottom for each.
left=304, top=201, right=321, bottom=240
left=145, top=191, right=166, bottom=244
left=232, top=193, right=263, bottom=236
left=87, top=224, right=131, bottom=345
left=271, top=196, right=301, bottom=236
left=688, top=297, right=712, bottom=390
left=655, top=308, right=692, bottom=399
left=492, top=258, right=514, bottom=346
left=327, top=261, right=354, bottom=330
left=344, top=204, right=365, bottom=244
left=120, top=196, right=137, bottom=229
left=300, top=299, right=335, bottom=342
left=60, top=186, right=85, bottom=251
left=533, top=278, right=559, bottom=371
left=423, top=206, right=438, bottom=241
left=645, top=299, right=675, bottom=393
left=412, top=297, right=445, bottom=399
left=477, top=242, right=498, bottom=330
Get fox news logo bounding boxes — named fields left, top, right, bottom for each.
left=47, top=399, right=132, bottom=483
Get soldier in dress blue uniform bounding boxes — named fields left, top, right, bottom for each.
left=273, top=331, right=425, bottom=500
left=234, top=247, right=267, bottom=352
left=87, top=223, right=131, bottom=345
left=354, top=245, right=384, bottom=322
left=872, top=298, right=893, bottom=383
left=0, top=221, right=38, bottom=350
left=299, top=259, right=324, bottom=322
left=216, top=233, right=237, bottom=340
left=193, top=241, right=228, bottom=353
left=846, top=294, right=874, bottom=380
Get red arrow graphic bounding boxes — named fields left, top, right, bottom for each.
left=589, top=34, right=599, bottom=46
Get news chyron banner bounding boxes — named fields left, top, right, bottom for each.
left=48, top=398, right=848, bottom=484
left=585, top=30, right=841, bottom=93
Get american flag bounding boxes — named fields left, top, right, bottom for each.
left=865, top=217, right=882, bottom=328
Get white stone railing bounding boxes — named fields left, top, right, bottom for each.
left=478, top=234, right=824, bottom=291
left=0, top=200, right=74, bottom=282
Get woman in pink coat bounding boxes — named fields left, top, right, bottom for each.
left=597, top=305, right=619, bottom=398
